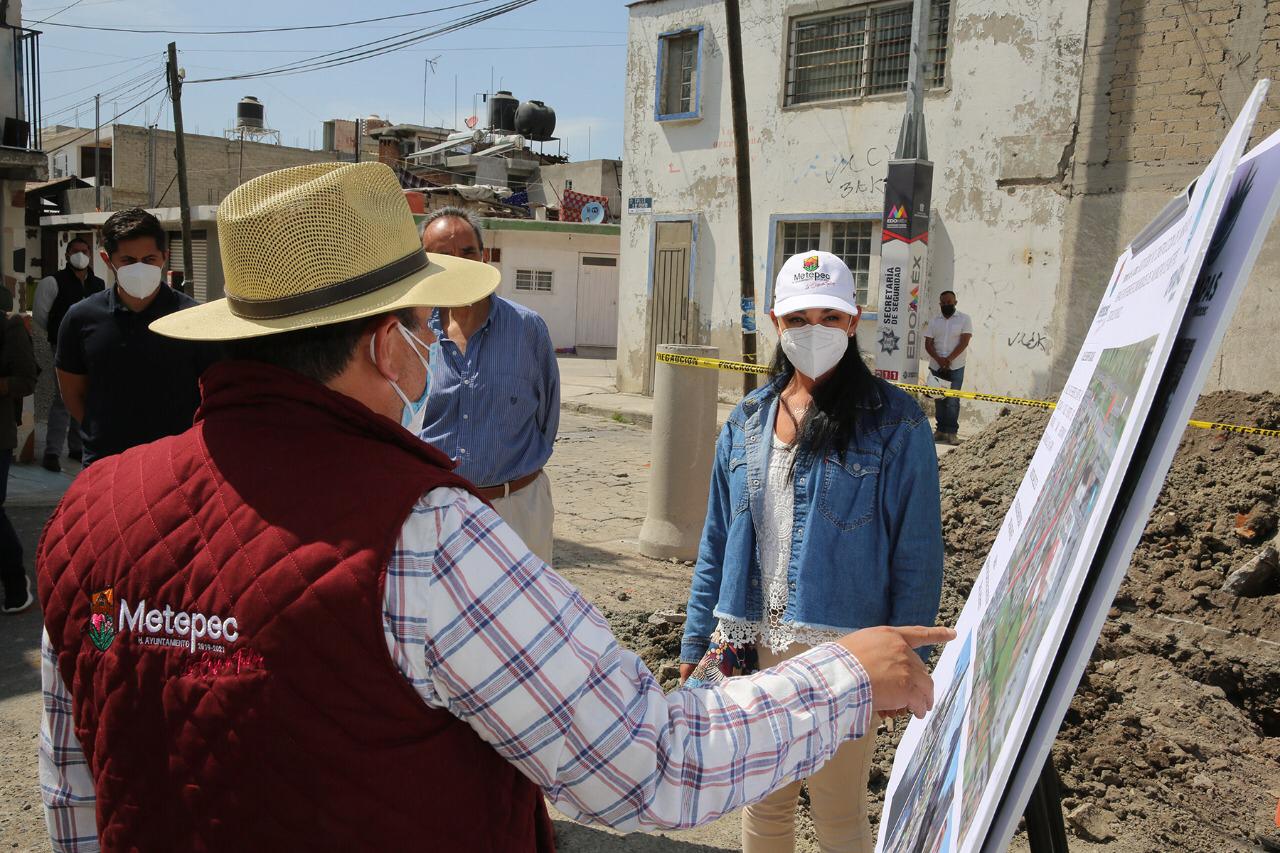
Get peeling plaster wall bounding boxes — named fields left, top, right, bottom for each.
left=622, top=0, right=1088, bottom=407
left=1051, top=0, right=1280, bottom=396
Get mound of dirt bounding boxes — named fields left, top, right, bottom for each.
left=602, top=391, right=1280, bottom=849
left=937, top=390, right=1280, bottom=850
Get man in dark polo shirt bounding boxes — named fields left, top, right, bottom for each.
left=55, top=208, right=220, bottom=465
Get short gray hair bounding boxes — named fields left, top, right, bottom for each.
left=420, top=206, right=484, bottom=250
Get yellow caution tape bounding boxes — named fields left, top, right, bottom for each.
left=893, top=381, right=1057, bottom=411
left=656, top=352, right=771, bottom=376
left=654, top=352, right=1280, bottom=438
left=1185, top=419, right=1280, bottom=438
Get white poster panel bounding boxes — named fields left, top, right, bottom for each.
left=985, top=118, right=1280, bottom=852
left=876, top=80, right=1270, bottom=853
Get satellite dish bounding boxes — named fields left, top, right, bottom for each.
left=464, top=115, right=478, bottom=129
left=581, top=201, right=606, bottom=224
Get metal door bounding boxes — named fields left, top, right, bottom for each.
left=647, top=220, right=694, bottom=392
left=575, top=254, right=619, bottom=348
left=167, top=230, right=208, bottom=300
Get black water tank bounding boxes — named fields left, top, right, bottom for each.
left=237, top=96, right=264, bottom=129
left=489, top=90, right=518, bottom=132
left=515, top=100, right=555, bottom=141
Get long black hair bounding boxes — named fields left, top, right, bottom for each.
left=770, top=332, right=883, bottom=464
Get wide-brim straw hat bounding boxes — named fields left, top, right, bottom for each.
left=151, top=161, right=498, bottom=341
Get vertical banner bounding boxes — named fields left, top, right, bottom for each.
left=875, top=159, right=933, bottom=383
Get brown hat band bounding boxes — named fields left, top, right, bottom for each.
left=226, top=248, right=430, bottom=321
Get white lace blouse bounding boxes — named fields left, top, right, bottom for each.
left=718, top=435, right=844, bottom=654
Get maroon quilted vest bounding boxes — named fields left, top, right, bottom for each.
left=37, top=360, right=555, bottom=853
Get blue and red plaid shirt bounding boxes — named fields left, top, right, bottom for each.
left=40, top=487, right=873, bottom=850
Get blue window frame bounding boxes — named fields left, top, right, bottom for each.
left=654, top=26, right=703, bottom=122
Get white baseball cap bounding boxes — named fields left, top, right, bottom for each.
left=772, top=251, right=860, bottom=318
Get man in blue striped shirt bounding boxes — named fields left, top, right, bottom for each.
left=419, top=207, right=560, bottom=564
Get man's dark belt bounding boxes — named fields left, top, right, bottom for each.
left=476, top=469, right=542, bottom=501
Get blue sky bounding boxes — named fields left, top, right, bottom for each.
left=27, top=0, right=629, bottom=160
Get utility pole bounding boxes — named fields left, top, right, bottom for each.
left=93, top=94, right=100, bottom=210
left=167, top=42, right=194, bottom=291
left=354, top=117, right=362, bottom=163
left=723, top=0, right=757, bottom=391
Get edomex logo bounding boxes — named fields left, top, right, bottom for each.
left=88, top=587, right=117, bottom=651
left=803, top=255, right=819, bottom=272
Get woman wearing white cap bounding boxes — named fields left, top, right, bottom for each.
left=680, top=251, right=945, bottom=852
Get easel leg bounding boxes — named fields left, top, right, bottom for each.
left=1024, top=757, right=1069, bottom=852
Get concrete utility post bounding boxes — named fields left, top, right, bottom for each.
left=639, top=345, right=720, bottom=561
left=723, top=0, right=758, bottom=392
left=167, top=42, right=194, bottom=290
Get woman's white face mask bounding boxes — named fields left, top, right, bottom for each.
left=780, top=321, right=852, bottom=379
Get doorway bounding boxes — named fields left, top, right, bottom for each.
left=646, top=218, right=696, bottom=393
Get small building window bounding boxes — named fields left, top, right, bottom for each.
left=774, top=218, right=877, bottom=308
left=830, top=220, right=874, bottom=306
left=655, top=27, right=703, bottom=121
left=784, top=0, right=950, bottom=107
left=515, top=269, right=553, bottom=293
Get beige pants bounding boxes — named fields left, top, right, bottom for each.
left=490, top=470, right=555, bottom=566
left=742, top=644, right=877, bottom=853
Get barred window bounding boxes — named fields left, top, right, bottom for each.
left=830, top=220, right=874, bottom=306
left=774, top=218, right=878, bottom=309
left=784, top=0, right=950, bottom=106
left=515, top=269, right=553, bottom=293
left=781, top=221, right=822, bottom=260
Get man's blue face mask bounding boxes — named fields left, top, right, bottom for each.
left=370, top=322, right=432, bottom=434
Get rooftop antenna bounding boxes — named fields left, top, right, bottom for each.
left=422, top=55, right=440, bottom=127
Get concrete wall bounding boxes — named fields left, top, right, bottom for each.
left=484, top=222, right=621, bottom=350
left=539, top=160, right=624, bottom=219
left=621, top=0, right=1089, bottom=404
left=110, top=124, right=332, bottom=209
left=1051, top=0, right=1280, bottom=394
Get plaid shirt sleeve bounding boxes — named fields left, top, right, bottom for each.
left=39, top=629, right=100, bottom=852
left=384, top=487, right=875, bottom=832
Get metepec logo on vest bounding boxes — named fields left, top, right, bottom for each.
left=87, top=587, right=241, bottom=654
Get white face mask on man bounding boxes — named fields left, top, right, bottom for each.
left=68, top=252, right=90, bottom=270
left=780, top=322, right=852, bottom=379
left=114, top=262, right=163, bottom=299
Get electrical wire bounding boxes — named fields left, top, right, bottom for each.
left=185, top=0, right=537, bottom=83
left=183, top=43, right=624, bottom=55
left=29, top=0, right=496, bottom=34
left=41, top=58, right=160, bottom=108
left=42, top=69, right=165, bottom=127
left=42, top=53, right=154, bottom=74
left=23, top=0, right=123, bottom=13
left=25, top=0, right=87, bottom=25
left=43, top=84, right=169, bottom=155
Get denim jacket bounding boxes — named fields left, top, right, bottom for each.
left=680, top=375, right=944, bottom=664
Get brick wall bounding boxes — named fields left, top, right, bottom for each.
left=108, top=124, right=333, bottom=210
left=1079, top=0, right=1280, bottom=184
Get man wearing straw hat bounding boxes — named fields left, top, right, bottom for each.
left=36, top=162, right=951, bottom=852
